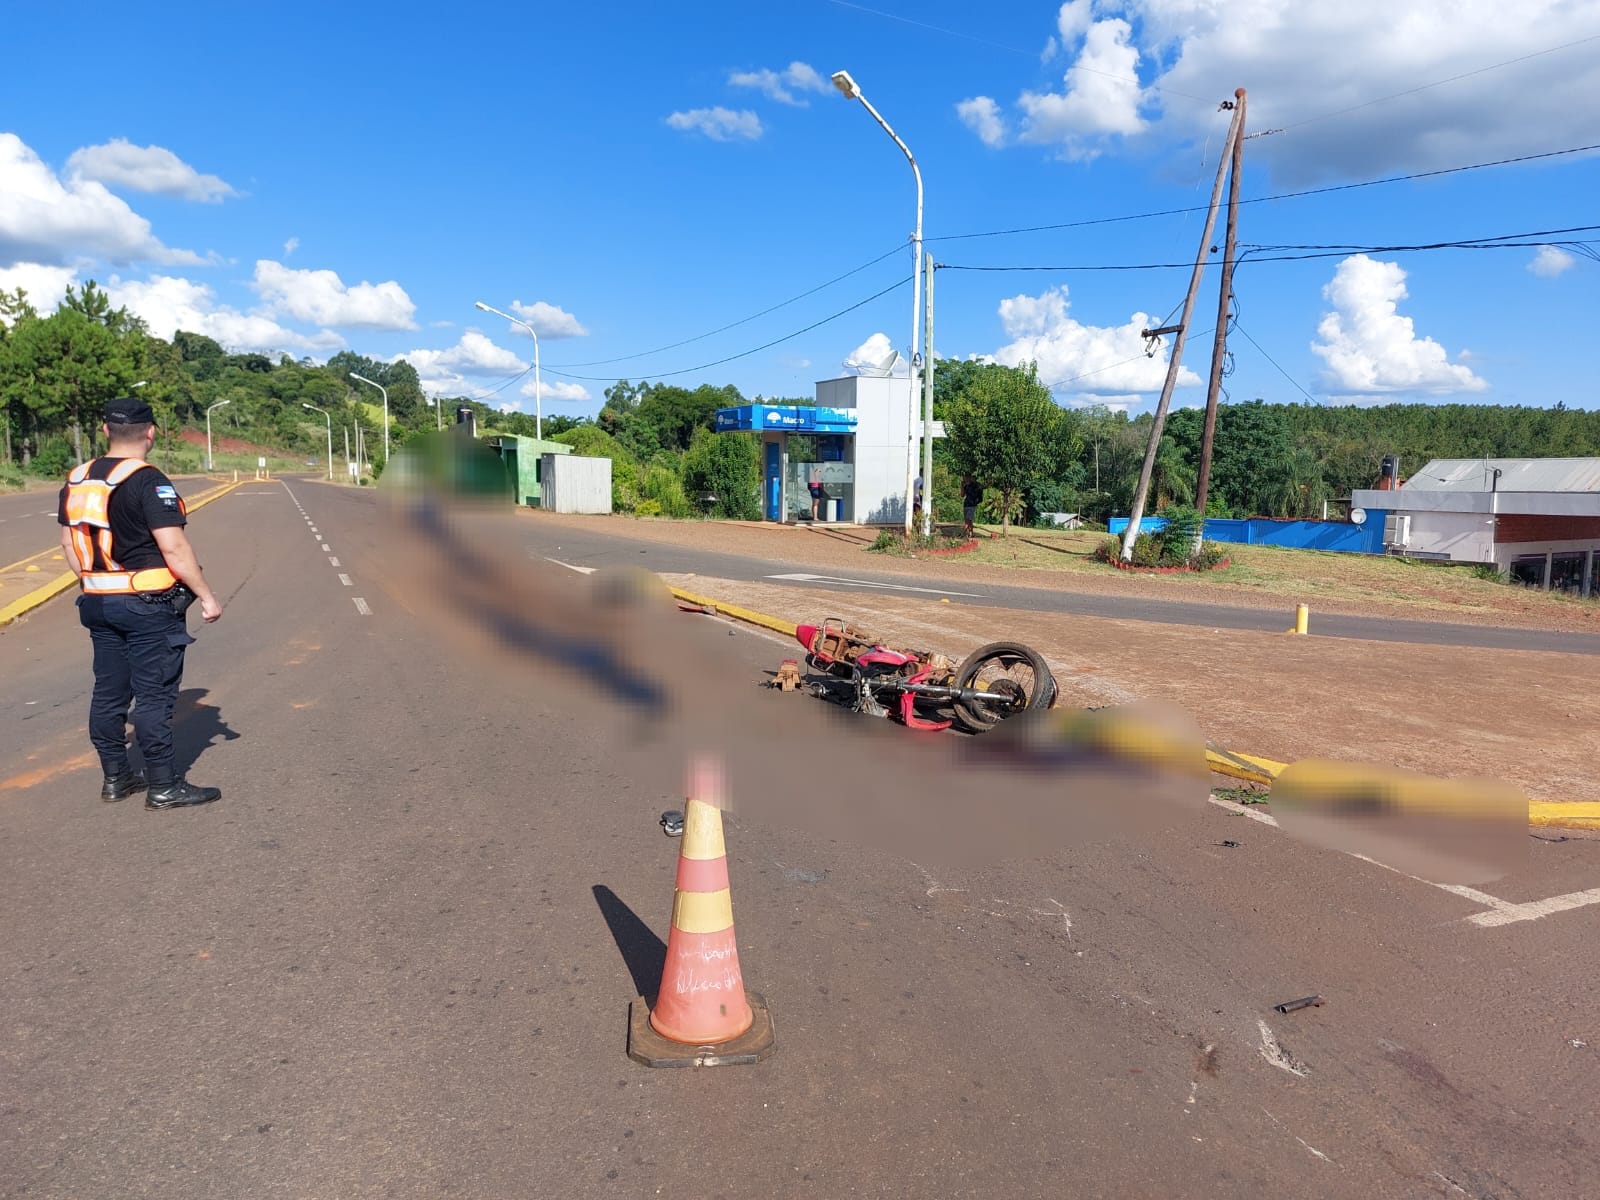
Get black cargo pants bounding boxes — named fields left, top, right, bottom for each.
left=77, top=593, right=195, bottom=785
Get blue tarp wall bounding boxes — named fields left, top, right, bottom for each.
left=1107, top=514, right=1389, bottom=555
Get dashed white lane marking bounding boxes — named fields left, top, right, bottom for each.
left=320, top=544, right=330, bottom=552
left=544, top=557, right=597, bottom=575
left=338, top=574, right=352, bottom=586
left=1209, top=794, right=1599, bottom=927
left=328, top=556, right=340, bottom=567
left=352, top=597, right=371, bottom=616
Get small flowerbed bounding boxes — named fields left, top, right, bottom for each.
left=1093, top=508, right=1231, bottom=573
left=869, top=531, right=980, bottom=557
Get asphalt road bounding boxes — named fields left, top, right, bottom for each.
left=3, top=478, right=1597, bottom=1199
left=522, top=517, right=1600, bottom=656
left=0, top=476, right=214, bottom=572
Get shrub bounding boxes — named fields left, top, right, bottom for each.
left=0, top=462, right=26, bottom=492
left=638, top=463, right=692, bottom=518
left=635, top=498, right=663, bottom=517
left=1470, top=563, right=1504, bottom=582
left=681, top=429, right=760, bottom=520
left=870, top=530, right=900, bottom=552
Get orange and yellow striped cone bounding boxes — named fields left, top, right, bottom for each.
left=627, top=756, right=775, bottom=1068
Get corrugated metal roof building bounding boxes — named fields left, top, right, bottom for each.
left=1350, top=458, right=1600, bottom=594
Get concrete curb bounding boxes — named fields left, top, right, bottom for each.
left=0, top=480, right=243, bottom=630
left=668, top=582, right=1600, bottom=832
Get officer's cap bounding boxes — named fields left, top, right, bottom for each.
left=105, top=396, right=156, bottom=425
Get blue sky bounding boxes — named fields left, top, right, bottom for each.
left=3, top=1, right=1597, bottom=418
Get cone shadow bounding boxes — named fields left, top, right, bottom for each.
left=592, top=884, right=667, bottom=1004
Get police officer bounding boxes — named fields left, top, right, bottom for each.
left=58, top=396, right=225, bottom=810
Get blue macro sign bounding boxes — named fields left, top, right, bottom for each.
left=715, top=405, right=857, bottom=434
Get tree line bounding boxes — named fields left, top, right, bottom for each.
left=4, top=282, right=1592, bottom=526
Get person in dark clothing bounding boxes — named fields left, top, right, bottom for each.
left=960, top=475, right=984, bottom=538
left=59, top=396, right=225, bottom=810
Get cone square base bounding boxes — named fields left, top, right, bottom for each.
left=627, top=991, right=775, bottom=1068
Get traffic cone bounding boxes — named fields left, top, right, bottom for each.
left=627, top=756, right=776, bottom=1068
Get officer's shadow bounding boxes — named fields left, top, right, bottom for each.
left=171, top=688, right=240, bottom=776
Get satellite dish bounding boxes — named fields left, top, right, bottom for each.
left=846, top=348, right=901, bottom=378
left=1350, top=508, right=1367, bottom=526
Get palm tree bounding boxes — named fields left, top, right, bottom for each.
left=1151, top=435, right=1196, bottom=509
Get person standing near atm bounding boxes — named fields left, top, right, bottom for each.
left=58, top=396, right=225, bottom=810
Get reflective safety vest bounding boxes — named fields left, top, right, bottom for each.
left=63, top=458, right=180, bottom=594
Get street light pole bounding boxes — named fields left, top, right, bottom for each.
left=474, top=301, right=540, bottom=442
left=205, top=399, right=232, bottom=472
left=302, top=403, right=333, bottom=481
left=831, top=68, right=923, bottom=538
left=350, top=373, right=389, bottom=461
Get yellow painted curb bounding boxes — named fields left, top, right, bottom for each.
left=668, top=586, right=798, bottom=638
left=0, top=571, right=79, bottom=627
left=667, top=583, right=1600, bottom=832
left=0, top=480, right=244, bottom=629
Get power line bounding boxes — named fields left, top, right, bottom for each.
left=929, top=143, right=1600, bottom=245
left=1229, top=320, right=1320, bottom=405
left=935, top=223, right=1600, bottom=273
left=550, top=243, right=906, bottom=368
left=540, top=276, right=912, bottom=383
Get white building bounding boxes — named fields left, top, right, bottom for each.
left=1350, top=458, right=1600, bottom=593
left=716, top=374, right=942, bottom=524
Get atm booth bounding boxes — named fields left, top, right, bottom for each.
left=714, top=404, right=858, bottom=523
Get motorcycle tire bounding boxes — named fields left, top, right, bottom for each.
left=952, top=641, right=1056, bottom=733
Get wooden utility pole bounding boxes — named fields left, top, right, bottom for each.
left=1120, top=90, right=1247, bottom=562
left=1194, top=89, right=1247, bottom=549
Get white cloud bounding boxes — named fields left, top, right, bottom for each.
left=0, top=133, right=210, bottom=268
left=0, top=262, right=76, bottom=312
left=1055, top=0, right=1094, bottom=43
left=399, top=332, right=528, bottom=396
left=666, top=107, right=763, bottom=142
left=107, top=274, right=341, bottom=353
left=843, top=332, right=908, bottom=375
left=991, top=286, right=1201, bottom=393
left=1528, top=245, right=1576, bottom=278
left=253, top=260, right=417, bottom=330
left=1017, top=18, right=1146, bottom=155
left=969, top=3, right=1600, bottom=183
left=283, top=237, right=300, bottom=256
left=956, top=97, right=1008, bottom=148
left=508, top=299, right=589, bottom=339
left=729, top=61, right=829, bottom=106
left=518, top=378, right=592, bottom=403
left=65, top=139, right=236, bottom=203
left=1310, top=255, right=1486, bottom=395
left=1126, top=0, right=1600, bottom=183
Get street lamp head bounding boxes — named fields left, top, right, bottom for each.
left=830, top=70, right=860, bottom=100
left=131, top=380, right=148, bottom=389
left=351, top=372, right=376, bottom=386
left=473, top=301, right=491, bottom=312
left=301, top=403, right=313, bottom=410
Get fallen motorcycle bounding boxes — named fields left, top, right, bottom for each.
left=793, top=618, right=1057, bottom=733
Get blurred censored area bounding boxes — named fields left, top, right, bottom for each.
left=378, top=435, right=1525, bottom=879
left=1273, top=760, right=1526, bottom=885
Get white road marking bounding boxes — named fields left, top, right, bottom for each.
left=352, top=597, right=371, bottom=616
left=1256, top=1022, right=1307, bottom=1077
left=320, top=544, right=330, bottom=552
left=766, top=571, right=983, bottom=598
left=1468, top=887, right=1600, bottom=927
left=1210, top=794, right=1599, bottom=928
left=338, top=574, right=352, bottom=586
left=328, top=556, right=340, bottom=567
left=544, top=557, right=597, bottom=575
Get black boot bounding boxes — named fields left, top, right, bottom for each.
left=101, top=770, right=146, bottom=802
left=145, top=778, right=222, bottom=810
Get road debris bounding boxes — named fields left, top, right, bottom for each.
left=1273, top=994, right=1324, bottom=1015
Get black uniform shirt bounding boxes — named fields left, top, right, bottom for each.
left=58, top=460, right=187, bottom=571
